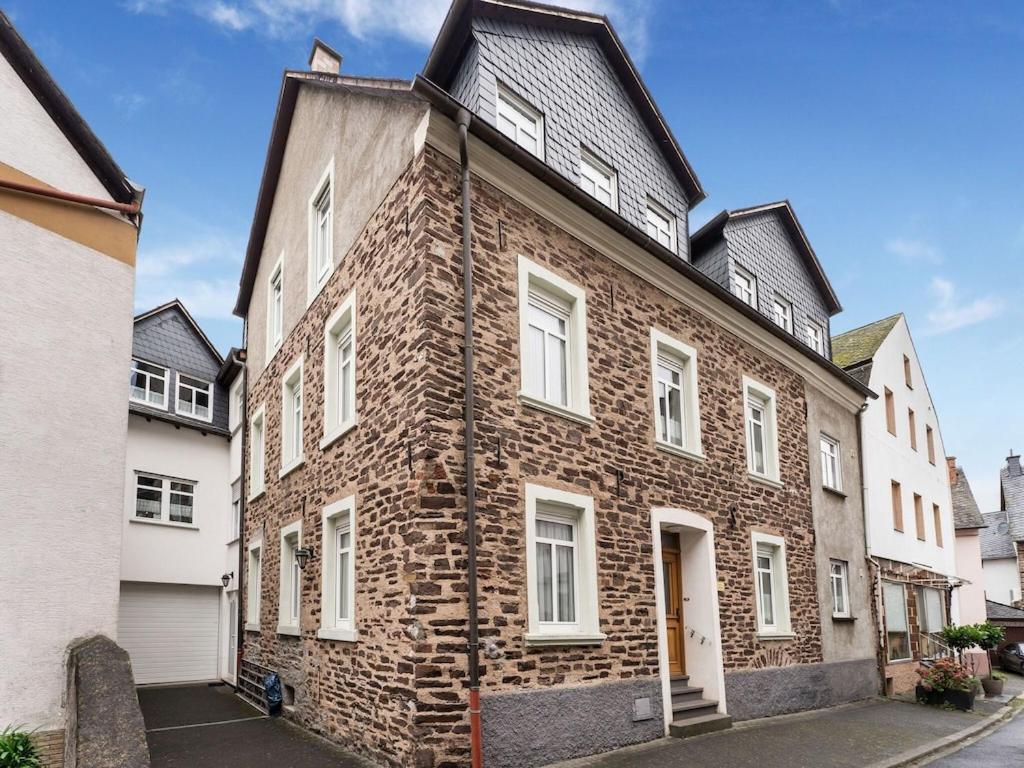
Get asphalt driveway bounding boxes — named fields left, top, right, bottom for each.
left=139, top=684, right=375, bottom=768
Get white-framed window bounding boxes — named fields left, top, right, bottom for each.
left=752, top=531, right=791, bottom=636
left=645, top=198, right=676, bottom=253
left=229, top=376, right=244, bottom=433
left=743, top=377, right=780, bottom=482
left=245, top=540, right=262, bottom=631
left=772, top=295, right=793, bottom=333
left=883, top=580, right=911, bottom=661
left=175, top=374, right=213, bottom=422
left=280, top=357, right=304, bottom=476
left=322, top=291, right=357, bottom=448
left=820, top=434, right=842, bottom=491
left=517, top=256, right=592, bottom=424
left=917, top=585, right=946, bottom=636
left=307, top=159, right=334, bottom=301
left=732, top=265, right=757, bottom=308
left=230, top=479, right=241, bottom=542
left=524, top=484, right=603, bottom=645
left=649, top=328, right=703, bottom=459
left=278, top=520, right=302, bottom=635
left=249, top=404, right=266, bottom=500
left=130, top=359, right=168, bottom=408
left=496, top=83, right=544, bottom=159
left=133, top=472, right=196, bottom=526
left=578, top=147, right=617, bottom=210
left=318, top=496, right=357, bottom=642
left=806, top=322, right=824, bottom=354
left=266, top=254, right=284, bottom=361
left=830, top=559, right=850, bottom=618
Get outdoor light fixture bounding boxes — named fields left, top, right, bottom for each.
left=295, top=547, right=313, bottom=570
left=221, top=572, right=233, bottom=588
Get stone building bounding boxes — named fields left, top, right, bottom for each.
left=233, top=2, right=874, bottom=766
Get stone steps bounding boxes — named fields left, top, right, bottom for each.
left=668, top=674, right=732, bottom=739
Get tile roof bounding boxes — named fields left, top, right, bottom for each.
left=986, top=600, right=1024, bottom=622
left=1001, top=455, right=1024, bottom=541
left=980, top=511, right=1017, bottom=559
left=950, top=466, right=986, bottom=529
left=831, top=314, right=901, bottom=370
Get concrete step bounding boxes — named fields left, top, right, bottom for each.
left=669, top=712, right=733, bottom=739
left=670, top=686, right=704, bottom=703
left=670, top=677, right=698, bottom=695
left=670, top=674, right=690, bottom=685
left=671, top=697, right=719, bottom=716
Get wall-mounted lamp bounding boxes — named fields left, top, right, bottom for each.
left=221, top=572, right=234, bottom=588
left=295, top=547, right=314, bottom=570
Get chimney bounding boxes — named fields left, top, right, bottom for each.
left=1008, top=451, right=1022, bottom=478
left=309, top=38, right=342, bottom=75
left=945, top=457, right=958, bottom=487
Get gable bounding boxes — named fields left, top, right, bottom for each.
left=133, top=306, right=222, bottom=379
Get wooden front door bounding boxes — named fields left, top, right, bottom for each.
left=662, top=540, right=685, bottom=676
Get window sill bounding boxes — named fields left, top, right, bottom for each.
left=317, top=627, right=359, bottom=643
left=278, top=456, right=305, bottom=479
left=757, top=632, right=795, bottom=641
left=655, top=441, right=704, bottom=463
left=320, top=419, right=358, bottom=451
left=887, top=657, right=915, bottom=665
left=129, top=517, right=198, bottom=531
left=832, top=615, right=857, bottom=623
left=524, top=632, right=607, bottom=647
left=517, top=392, right=594, bottom=427
left=130, top=396, right=168, bottom=411
left=823, top=486, right=847, bottom=499
left=276, top=625, right=300, bottom=637
left=748, top=472, right=784, bottom=490
left=247, top=488, right=266, bottom=504
left=244, top=623, right=260, bottom=633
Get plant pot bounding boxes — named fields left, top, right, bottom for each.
left=981, top=677, right=1004, bottom=696
left=915, top=684, right=943, bottom=707
left=943, top=689, right=975, bottom=711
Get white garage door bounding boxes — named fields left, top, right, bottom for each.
left=119, top=583, right=220, bottom=685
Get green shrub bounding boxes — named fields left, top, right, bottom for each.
left=975, top=622, right=1006, bottom=652
left=0, top=726, right=41, bottom=768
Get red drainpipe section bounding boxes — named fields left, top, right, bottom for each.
left=0, top=176, right=141, bottom=215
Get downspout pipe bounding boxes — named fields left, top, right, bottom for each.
left=856, top=402, right=886, bottom=688
left=237, top=348, right=248, bottom=682
left=457, top=107, right=484, bottom=768
left=0, top=176, right=141, bottom=216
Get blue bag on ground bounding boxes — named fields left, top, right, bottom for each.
left=264, top=672, right=283, bottom=715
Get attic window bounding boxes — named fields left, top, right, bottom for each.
left=645, top=198, right=676, bottom=253
left=732, top=266, right=757, bottom=308
left=176, top=375, right=213, bottom=422
left=579, top=147, right=617, bottom=210
left=496, top=84, right=544, bottom=159
left=806, top=322, right=824, bottom=355
left=772, top=295, right=793, bottom=333
left=130, top=359, right=168, bottom=409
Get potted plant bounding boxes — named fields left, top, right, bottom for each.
left=915, top=657, right=979, bottom=711
left=976, top=622, right=1007, bottom=695
left=0, top=725, right=41, bottom=768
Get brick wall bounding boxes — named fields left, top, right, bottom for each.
left=31, top=729, right=63, bottom=768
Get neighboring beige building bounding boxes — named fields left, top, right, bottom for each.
left=947, top=459, right=989, bottom=673
left=0, top=12, right=143, bottom=766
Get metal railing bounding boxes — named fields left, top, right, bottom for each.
left=919, top=632, right=954, bottom=661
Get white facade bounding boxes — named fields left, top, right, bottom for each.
left=219, top=370, right=245, bottom=683
left=983, top=557, right=1021, bottom=606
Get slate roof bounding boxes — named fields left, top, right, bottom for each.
left=831, top=314, right=901, bottom=370
left=950, top=465, right=986, bottom=529
left=1001, top=455, right=1024, bottom=541
left=986, top=600, right=1024, bottom=622
left=980, top=511, right=1017, bottom=559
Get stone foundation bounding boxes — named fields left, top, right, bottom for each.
left=31, top=730, right=65, bottom=768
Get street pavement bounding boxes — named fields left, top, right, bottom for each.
left=924, top=708, right=1024, bottom=766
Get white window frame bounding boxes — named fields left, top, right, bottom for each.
left=645, top=197, right=676, bottom=253
left=743, top=376, right=781, bottom=484
left=751, top=531, right=792, bottom=637
left=266, top=253, right=284, bottom=362
left=578, top=147, right=618, bottom=210
left=772, top=295, right=793, bottom=333
left=277, top=520, right=302, bottom=636
left=175, top=373, right=214, bottom=423
left=322, top=290, right=358, bottom=449
left=245, top=539, right=262, bottom=631
left=830, top=559, right=851, bottom=618
left=649, top=328, right=703, bottom=460
left=495, top=83, right=544, bottom=160
left=248, top=404, right=266, bottom=500
left=732, top=265, right=758, bottom=308
left=517, top=256, right=592, bottom=425
left=229, top=376, right=244, bottom=434
left=307, top=158, right=334, bottom=303
left=820, top=434, right=842, bottom=492
left=806, top=322, right=824, bottom=354
left=229, top=479, right=241, bottom=543
left=883, top=580, right=912, bottom=661
left=130, top=358, right=169, bottom=409
left=318, top=495, right=358, bottom=642
left=524, top=483, right=604, bottom=646
left=280, top=356, right=304, bottom=477
left=132, top=472, right=198, bottom=528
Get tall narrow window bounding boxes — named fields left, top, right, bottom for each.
left=496, top=84, right=544, bottom=159
left=535, top=509, right=578, bottom=627
left=526, top=290, right=570, bottom=406
left=176, top=375, right=213, bottom=421
left=323, top=292, right=357, bottom=447
left=891, top=480, right=903, bottom=532
left=130, top=359, right=168, bottom=408
left=650, top=329, right=702, bottom=458
left=645, top=198, right=676, bottom=253
left=914, top=493, right=925, bottom=541
left=820, top=435, right=842, bottom=491
left=308, top=161, right=334, bottom=300
left=908, top=409, right=917, bottom=451
left=578, top=147, right=617, bottom=210
left=267, top=256, right=283, bottom=360
left=732, top=266, right=757, bottom=308
left=319, top=497, right=357, bottom=642
left=830, top=560, right=850, bottom=618
left=231, top=480, right=241, bottom=541
left=245, top=542, right=262, bottom=630
left=806, top=323, right=824, bottom=354
left=903, top=354, right=913, bottom=389
left=744, top=378, right=779, bottom=482
left=883, top=581, right=911, bottom=661
left=249, top=405, right=266, bottom=498
left=280, top=358, right=304, bottom=475
left=926, top=425, right=936, bottom=465
left=933, top=504, right=943, bottom=548
left=884, top=388, right=896, bottom=435
left=917, top=586, right=945, bottom=638
left=756, top=546, right=776, bottom=628
left=752, top=532, right=791, bottom=635
left=772, top=295, right=793, bottom=333
left=278, top=522, right=301, bottom=635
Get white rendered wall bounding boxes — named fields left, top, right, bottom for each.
left=0, top=210, right=133, bottom=730
left=219, top=373, right=245, bottom=680
left=954, top=531, right=987, bottom=625
left=983, top=557, right=1021, bottom=606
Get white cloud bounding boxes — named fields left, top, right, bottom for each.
left=112, top=92, right=148, bottom=117
left=200, top=1, right=253, bottom=31
left=135, top=231, right=243, bottom=320
left=135, top=277, right=241, bottom=321
left=924, top=276, right=1004, bottom=335
left=884, top=237, right=943, bottom=264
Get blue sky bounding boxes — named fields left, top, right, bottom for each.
left=8, top=0, right=1022, bottom=509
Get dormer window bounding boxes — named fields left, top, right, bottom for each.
left=645, top=198, right=676, bottom=253
left=772, top=295, right=793, bottom=333
left=496, top=84, right=544, bottom=159
left=130, top=359, right=168, bottom=409
left=579, top=147, right=617, bottom=210
left=806, top=322, right=824, bottom=355
left=176, top=374, right=213, bottom=421
left=732, top=266, right=757, bottom=308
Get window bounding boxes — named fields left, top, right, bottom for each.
left=496, top=84, right=544, bottom=159
left=307, top=160, right=334, bottom=300
left=933, top=504, right=943, bottom=548
left=650, top=329, right=703, bottom=458
left=245, top=541, right=262, bottom=631
left=926, top=425, right=936, bottom=465
left=267, top=255, right=283, bottom=361
left=517, top=257, right=591, bottom=424
left=524, top=484, right=603, bottom=645
left=278, top=521, right=302, bottom=635
left=176, top=374, right=213, bottom=421
left=230, top=480, right=241, bottom=541
left=249, top=405, right=266, bottom=499
left=578, top=147, right=617, bottom=209
left=914, top=493, right=925, bottom=541
left=743, top=377, right=780, bottom=482
left=891, top=481, right=903, bottom=532
left=645, top=198, right=676, bottom=253
left=917, top=586, right=946, bottom=636
left=772, top=295, right=793, bottom=333
left=830, top=560, right=850, bottom=618
left=820, top=434, right=842, bottom=491
left=323, top=291, right=357, bottom=448
left=806, top=323, right=824, bottom=355
left=319, top=496, right=357, bottom=642
left=280, top=357, right=304, bottom=475
left=732, top=265, right=757, bottom=308
left=908, top=409, right=917, bottom=451
left=903, top=354, right=913, bottom=389
left=752, top=532, right=791, bottom=635
left=883, top=581, right=911, bottom=661
left=130, top=359, right=168, bottom=408
left=134, top=473, right=195, bottom=526
left=884, top=388, right=896, bottom=435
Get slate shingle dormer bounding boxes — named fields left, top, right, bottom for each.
left=690, top=201, right=842, bottom=359
left=130, top=300, right=229, bottom=435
